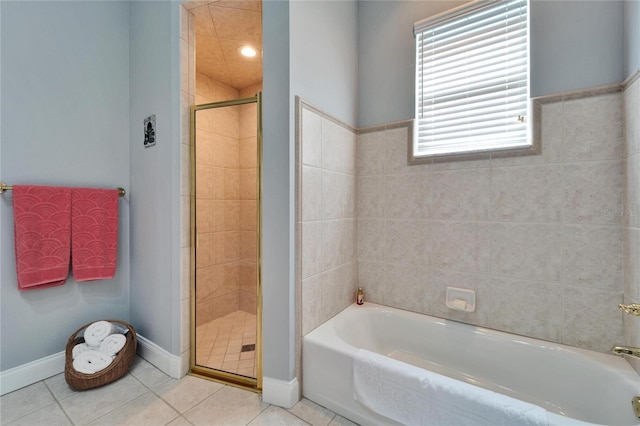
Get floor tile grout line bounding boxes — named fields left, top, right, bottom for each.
left=243, top=402, right=272, bottom=426
left=4, top=353, right=291, bottom=426
left=117, top=367, right=185, bottom=425
left=85, top=389, right=163, bottom=426
left=174, top=379, right=228, bottom=420
left=285, top=408, right=325, bottom=426
left=42, top=378, right=75, bottom=426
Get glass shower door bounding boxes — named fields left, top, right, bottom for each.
left=190, top=94, right=262, bottom=391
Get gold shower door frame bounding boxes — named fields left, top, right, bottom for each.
left=189, top=93, right=263, bottom=392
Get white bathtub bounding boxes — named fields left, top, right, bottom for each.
left=303, top=303, right=640, bottom=426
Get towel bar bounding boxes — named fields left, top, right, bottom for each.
left=0, top=182, right=126, bottom=197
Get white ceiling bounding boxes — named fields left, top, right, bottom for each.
left=184, top=1, right=262, bottom=90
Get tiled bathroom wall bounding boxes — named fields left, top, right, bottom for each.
left=194, top=73, right=259, bottom=325
left=239, top=84, right=261, bottom=315
left=623, top=73, right=640, bottom=372
left=298, top=100, right=358, bottom=335
left=356, top=87, right=626, bottom=353
left=297, top=82, right=640, bottom=356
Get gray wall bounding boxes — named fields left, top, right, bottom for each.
left=262, top=0, right=293, bottom=381
left=0, top=1, right=130, bottom=370
left=625, top=0, right=640, bottom=77
left=357, top=0, right=625, bottom=127
left=290, top=0, right=359, bottom=127
left=261, top=0, right=359, bottom=383
left=530, top=0, right=624, bottom=96
left=286, top=0, right=359, bottom=383
left=357, top=0, right=465, bottom=128
left=129, top=1, right=183, bottom=355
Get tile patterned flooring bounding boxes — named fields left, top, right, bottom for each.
left=195, top=311, right=256, bottom=377
left=0, top=356, right=357, bottom=426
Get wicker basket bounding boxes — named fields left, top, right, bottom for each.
left=64, top=319, right=137, bottom=391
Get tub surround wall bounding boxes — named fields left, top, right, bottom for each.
left=623, top=72, right=640, bottom=373
left=299, top=83, right=636, bottom=357
left=298, top=100, right=358, bottom=335
left=357, top=87, right=625, bottom=353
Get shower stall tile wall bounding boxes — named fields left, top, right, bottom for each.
left=195, top=72, right=259, bottom=327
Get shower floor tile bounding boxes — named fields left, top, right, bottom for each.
left=196, top=310, right=256, bottom=377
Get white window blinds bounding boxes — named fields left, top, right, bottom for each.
left=414, top=0, right=530, bottom=158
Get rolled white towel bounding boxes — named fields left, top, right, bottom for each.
left=83, top=321, right=116, bottom=347
left=72, top=350, right=113, bottom=374
left=99, top=334, right=126, bottom=357
left=72, top=343, right=91, bottom=360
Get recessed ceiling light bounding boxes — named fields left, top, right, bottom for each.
left=239, top=46, right=257, bottom=58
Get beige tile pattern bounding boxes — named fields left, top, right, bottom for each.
left=349, top=88, right=631, bottom=354
left=298, top=102, right=358, bottom=335
left=490, top=278, right=563, bottom=342
left=563, top=160, right=624, bottom=225
left=490, top=165, right=562, bottom=222
left=296, top=84, right=636, bottom=381
left=563, top=224, right=624, bottom=290
left=194, top=73, right=259, bottom=326
left=562, top=93, right=623, bottom=161
left=195, top=310, right=257, bottom=377
left=623, top=75, right=640, bottom=374
left=191, top=2, right=262, bottom=90
left=179, top=3, right=196, bottom=378
left=1, top=356, right=351, bottom=426
left=431, top=168, right=490, bottom=220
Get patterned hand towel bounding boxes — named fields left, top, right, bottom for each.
left=71, top=188, right=119, bottom=281
left=13, top=185, right=72, bottom=291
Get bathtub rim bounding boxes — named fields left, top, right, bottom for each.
left=302, top=302, right=640, bottom=426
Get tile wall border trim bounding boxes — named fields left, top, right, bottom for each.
left=623, top=69, right=640, bottom=89
left=358, top=119, right=413, bottom=135
left=533, top=82, right=624, bottom=105
left=297, top=97, right=358, bottom=134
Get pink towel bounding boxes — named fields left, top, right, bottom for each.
left=13, top=185, right=72, bottom=291
left=71, top=188, right=119, bottom=281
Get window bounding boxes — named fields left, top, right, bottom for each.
left=413, top=0, right=531, bottom=160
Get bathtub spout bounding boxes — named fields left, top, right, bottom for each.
left=611, top=345, right=640, bottom=359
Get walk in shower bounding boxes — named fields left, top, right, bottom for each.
left=190, top=94, right=262, bottom=390
left=185, top=0, right=263, bottom=391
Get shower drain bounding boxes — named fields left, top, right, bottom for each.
left=241, top=344, right=255, bottom=352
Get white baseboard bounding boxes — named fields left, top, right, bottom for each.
left=0, top=352, right=65, bottom=396
left=262, top=376, right=300, bottom=408
left=136, top=334, right=184, bottom=379
left=0, top=335, right=185, bottom=396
